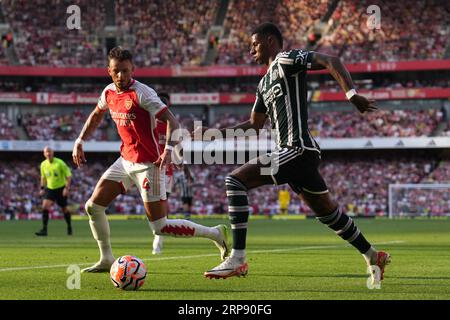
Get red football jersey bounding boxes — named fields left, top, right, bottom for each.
left=97, top=79, right=167, bottom=163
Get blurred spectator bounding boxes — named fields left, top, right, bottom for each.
left=1, top=154, right=448, bottom=218
left=0, top=112, right=18, bottom=139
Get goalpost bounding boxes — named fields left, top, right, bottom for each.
left=388, top=183, right=450, bottom=218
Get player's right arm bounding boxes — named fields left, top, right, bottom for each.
left=222, top=111, right=267, bottom=133
left=40, top=162, right=46, bottom=195
left=72, top=106, right=106, bottom=167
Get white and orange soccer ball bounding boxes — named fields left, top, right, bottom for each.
left=110, top=255, right=147, bottom=291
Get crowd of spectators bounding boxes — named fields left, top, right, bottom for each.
left=0, top=112, right=18, bottom=139
left=215, top=0, right=275, bottom=65
left=317, top=0, right=450, bottom=62
left=1, top=153, right=448, bottom=219
left=21, top=110, right=110, bottom=141
left=0, top=106, right=447, bottom=141
left=275, top=0, right=331, bottom=49
left=1, top=0, right=106, bottom=67
left=309, top=108, right=444, bottom=138
left=393, top=189, right=449, bottom=217
left=1, top=77, right=448, bottom=96
left=0, top=0, right=448, bottom=67
left=115, top=0, right=219, bottom=67
left=205, top=108, right=446, bottom=138
left=395, top=160, right=450, bottom=216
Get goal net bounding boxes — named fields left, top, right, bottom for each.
left=388, top=183, right=450, bottom=218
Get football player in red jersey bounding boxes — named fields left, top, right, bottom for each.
left=72, top=47, right=230, bottom=272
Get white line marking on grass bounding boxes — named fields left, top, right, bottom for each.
left=0, top=240, right=405, bottom=272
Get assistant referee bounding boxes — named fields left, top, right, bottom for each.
left=35, top=146, right=73, bottom=236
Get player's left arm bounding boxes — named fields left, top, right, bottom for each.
left=154, top=108, right=180, bottom=168
left=309, top=52, right=378, bottom=114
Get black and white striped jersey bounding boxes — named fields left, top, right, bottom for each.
left=252, top=49, right=320, bottom=153
left=174, top=170, right=193, bottom=198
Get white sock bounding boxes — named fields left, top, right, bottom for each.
left=151, top=217, right=220, bottom=241
left=153, top=235, right=163, bottom=250
left=362, top=246, right=377, bottom=265
left=85, top=200, right=114, bottom=263
left=231, top=249, right=246, bottom=261
left=147, top=219, right=163, bottom=249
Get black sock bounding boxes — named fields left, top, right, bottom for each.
left=317, top=207, right=371, bottom=254
left=225, top=175, right=249, bottom=250
left=63, top=211, right=72, bottom=229
left=42, top=209, right=49, bottom=231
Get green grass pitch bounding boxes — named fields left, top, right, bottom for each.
left=1, top=218, right=450, bottom=300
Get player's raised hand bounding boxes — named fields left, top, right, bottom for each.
left=350, top=94, right=378, bottom=114
left=72, top=141, right=86, bottom=168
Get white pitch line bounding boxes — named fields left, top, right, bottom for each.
left=0, top=240, right=405, bottom=272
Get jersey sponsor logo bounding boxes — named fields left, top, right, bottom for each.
left=110, top=111, right=137, bottom=120
left=110, top=111, right=137, bottom=127
left=125, top=99, right=133, bottom=110
left=262, top=83, right=284, bottom=105
left=142, top=177, right=151, bottom=191
left=294, top=50, right=308, bottom=65
left=270, top=68, right=279, bottom=82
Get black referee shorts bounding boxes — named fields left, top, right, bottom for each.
left=260, top=147, right=329, bottom=195
left=44, top=187, right=68, bottom=207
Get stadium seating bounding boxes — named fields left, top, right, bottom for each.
left=1, top=0, right=448, bottom=66
left=21, top=110, right=110, bottom=141
left=115, top=0, right=219, bottom=67
left=317, top=0, right=450, bottom=62
left=1, top=154, right=447, bottom=218
left=0, top=112, right=18, bottom=139
left=309, top=109, right=444, bottom=138
left=1, top=0, right=106, bottom=67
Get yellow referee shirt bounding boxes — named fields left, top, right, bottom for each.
left=40, top=157, right=72, bottom=190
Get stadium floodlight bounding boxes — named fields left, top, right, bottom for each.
left=388, top=183, right=450, bottom=218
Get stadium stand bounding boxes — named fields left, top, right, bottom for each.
left=21, top=110, right=110, bottom=141
left=115, top=0, right=220, bottom=67
left=1, top=0, right=106, bottom=67
left=1, top=152, right=447, bottom=219
left=0, top=1, right=449, bottom=221
left=309, top=109, right=444, bottom=138
left=317, top=0, right=450, bottom=61
left=0, top=0, right=449, bottom=66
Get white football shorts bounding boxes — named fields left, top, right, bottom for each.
left=101, top=157, right=167, bottom=202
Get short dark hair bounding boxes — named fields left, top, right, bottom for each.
left=158, top=92, right=170, bottom=105
left=252, top=22, right=283, bottom=48
left=108, top=46, right=133, bottom=63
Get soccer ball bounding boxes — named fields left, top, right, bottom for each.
left=110, top=255, right=147, bottom=291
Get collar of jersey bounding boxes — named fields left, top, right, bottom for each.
left=268, top=53, right=282, bottom=69
left=116, top=79, right=136, bottom=94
